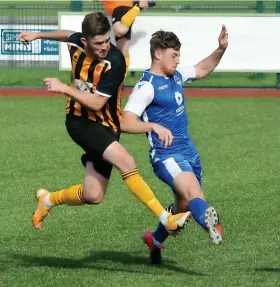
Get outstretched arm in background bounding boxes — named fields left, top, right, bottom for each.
left=194, top=25, right=228, bottom=80
left=18, top=30, right=74, bottom=45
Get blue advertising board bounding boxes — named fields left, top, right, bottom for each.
left=1, top=29, right=58, bottom=55
left=0, top=25, right=59, bottom=61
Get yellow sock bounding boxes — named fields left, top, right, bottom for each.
left=125, top=55, right=130, bottom=77
left=122, top=169, right=165, bottom=217
left=121, top=5, right=140, bottom=28
left=49, top=184, right=84, bottom=206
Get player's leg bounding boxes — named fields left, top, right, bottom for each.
left=115, top=37, right=131, bottom=76
left=108, top=2, right=155, bottom=41
left=32, top=117, right=111, bottom=229
left=102, top=141, right=190, bottom=232
left=80, top=159, right=109, bottom=204
left=153, top=155, right=222, bottom=245
left=142, top=154, right=192, bottom=263
left=111, top=6, right=139, bottom=39
left=143, top=154, right=221, bottom=263
left=33, top=161, right=109, bottom=229
left=111, top=6, right=137, bottom=74
left=174, top=177, right=222, bottom=244
left=186, top=157, right=222, bottom=244
left=111, top=3, right=154, bottom=73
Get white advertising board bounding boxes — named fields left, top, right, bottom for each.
left=59, top=14, right=280, bottom=72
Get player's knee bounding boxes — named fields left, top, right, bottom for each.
left=113, top=25, right=128, bottom=38
left=114, top=30, right=124, bottom=38
left=82, top=188, right=104, bottom=204
left=84, top=193, right=104, bottom=204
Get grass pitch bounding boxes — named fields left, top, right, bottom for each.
left=0, top=96, right=279, bottom=286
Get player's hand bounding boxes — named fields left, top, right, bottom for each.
left=44, top=78, right=67, bottom=94
left=151, top=123, right=174, bottom=148
left=18, top=31, right=39, bottom=45
left=139, top=0, right=149, bottom=9
left=218, top=25, right=228, bottom=50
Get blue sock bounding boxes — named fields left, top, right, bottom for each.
left=188, top=198, right=209, bottom=229
left=153, top=204, right=173, bottom=244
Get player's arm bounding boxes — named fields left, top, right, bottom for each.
left=121, top=82, right=174, bottom=147
left=44, top=78, right=108, bottom=111
left=194, top=25, right=228, bottom=80
left=44, top=58, right=125, bottom=111
left=121, top=82, right=155, bottom=133
left=18, top=30, right=74, bottom=45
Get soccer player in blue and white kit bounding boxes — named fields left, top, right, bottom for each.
left=121, top=25, right=228, bottom=264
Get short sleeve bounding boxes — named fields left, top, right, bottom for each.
left=95, top=57, right=126, bottom=98
left=124, top=81, right=155, bottom=117
left=67, top=32, right=84, bottom=51
left=176, top=66, right=196, bottom=83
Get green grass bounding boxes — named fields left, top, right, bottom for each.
left=0, top=67, right=277, bottom=87
left=0, top=96, right=280, bottom=286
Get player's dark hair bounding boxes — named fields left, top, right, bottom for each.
left=150, top=30, right=181, bottom=60
left=82, top=12, right=111, bottom=39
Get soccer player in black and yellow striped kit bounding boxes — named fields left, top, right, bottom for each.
left=18, top=12, right=190, bottom=235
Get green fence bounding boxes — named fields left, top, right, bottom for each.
left=0, top=1, right=279, bottom=88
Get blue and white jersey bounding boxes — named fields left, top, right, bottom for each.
left=124, top=66, right=199, bottom=160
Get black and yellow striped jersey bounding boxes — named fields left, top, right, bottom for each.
left=66, top=32, right=126, bottom=132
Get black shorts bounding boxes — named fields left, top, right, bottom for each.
left=65, top=116, right=119, bottom=179
left=112, top=6, right=133, bottom=41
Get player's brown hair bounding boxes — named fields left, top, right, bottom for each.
left=150, top=30, right=181, bottom=60
left=82, top=12, right=111, bottom=39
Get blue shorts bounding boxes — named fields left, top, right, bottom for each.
left=150, top=153, right=202, bottom=191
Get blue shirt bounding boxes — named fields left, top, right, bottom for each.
left=124, top=66, right=198, bottom=160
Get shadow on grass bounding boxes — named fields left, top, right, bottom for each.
left=255, top=267, right=280, bottom=273
left=2, top=250, right=207, bottom=276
